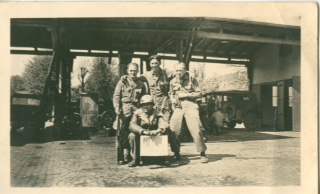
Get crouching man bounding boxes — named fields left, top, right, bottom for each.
left=128, top=95, right=180, bottom=167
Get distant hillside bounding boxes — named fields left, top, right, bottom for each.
left=216, top=69, right=249, bottom=91
left=200, top=69, right=249, bottom=93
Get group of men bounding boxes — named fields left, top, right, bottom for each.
left=113, top=55, right=209, bottom=167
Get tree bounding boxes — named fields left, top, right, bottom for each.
left=22, top=55, right=52, bottom=95
left=85, top=57, right=119, bottom=103
left=76, top=59, right=91, bottom=92
left=10, top=75, right=26, bottom=94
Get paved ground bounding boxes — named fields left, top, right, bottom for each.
left=10, top=127, right=300, bottom=187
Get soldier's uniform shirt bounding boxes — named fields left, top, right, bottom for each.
left=113, top=77, right=146, bottom=160
left=128, top=108, right=179, bottom=160
left=169, top=73, right=207, bottom=153
left=140, top=68, right=174, bottom=121
left=113, top=77, right=145, bottom=117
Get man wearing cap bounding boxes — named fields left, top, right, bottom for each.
left=169, top=62, right=209, bottom=163
left=139, top=55, right=175, bottom=122
left=128, top=94, right=180, bottom=167
left=113, top=63, right=146, bottom=165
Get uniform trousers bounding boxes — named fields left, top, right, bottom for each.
left=170, top=100, right=207, bottom=152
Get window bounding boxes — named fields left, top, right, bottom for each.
left=272, top=86, right=277, bottom=107
left=288, top=87, right=293, bottom=107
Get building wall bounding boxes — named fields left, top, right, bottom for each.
left=251, top=44, right=300, bottom=131
left=252, top=44, right=300, bottom=85
left=260, top=85, right=274, bottom=126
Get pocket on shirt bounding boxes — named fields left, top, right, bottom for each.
left=122, top=88, right=132, bottom=97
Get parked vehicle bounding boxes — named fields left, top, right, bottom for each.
left=10, top=92, right=44, bottom=145
left=61, top=112, right=85, bottom=139
left=201, top=90, right=261, bottom=130
left=98, top=110, right=116, bottom=137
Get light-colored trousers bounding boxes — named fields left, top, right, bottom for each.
left=170, top=100, right=207, bottom=153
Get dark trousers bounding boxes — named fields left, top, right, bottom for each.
left=117, top=116, right=131, bottom=161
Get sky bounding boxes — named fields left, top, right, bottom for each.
left=11, top=54, right=245, bottom=88
left=11, top=54, right=94, bottom=88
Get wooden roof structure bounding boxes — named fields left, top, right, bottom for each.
left=11, top=17, right=300, bottom=65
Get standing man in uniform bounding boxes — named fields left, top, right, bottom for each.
left=113, top=63, right=146, bottom=165
left=139, top=55, right=175, bottom=122
left=169, top=62, right=209, bottom=163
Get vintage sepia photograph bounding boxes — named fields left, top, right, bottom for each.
left=1, top=2, right=318, bottom=194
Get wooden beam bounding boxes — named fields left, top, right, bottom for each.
left=11, top=49, right=251, bottom=60
left=10, top=49, right=249, bottom=65
left=194, top=38, right=205, bottom=49
left=175, top=39, right=184, bottom=62
left=215, top=42, right=229, bottom=54
left=66, top=27, right=300, bottom=45
left=197, top=31, right=300, bottom=45
left=241, top=43, right=260, bottom=55
left=124, top=32, right=131, bottom=45
left=229, top=42, right=243, bottom=53
left=138, top=34, right=145, bottom=48
left=200, top=20, right=297, bottom=37
left=39, top=51, right=58, bottom=108
left=184, top=18, right=203, bottom=67
left=153, top=35, right=162, bottom=49
left=152, top=37, right=174, bottom=54
left=204, top=39, right=219, bottom=53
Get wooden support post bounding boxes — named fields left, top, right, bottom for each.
left=108, top=50, right=112, bottom=64
left=118, top=50, right=134, bottom=76
left=184, top=18, right=203, bottom=69
left=67, top=56, right=73, bottom=110
left=175, top=39, right=184, bottom=62
left=246, top=61, right=254, bottom=91
left=140, top=58, right=144, bottom=74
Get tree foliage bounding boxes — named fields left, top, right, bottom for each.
left=85, top=57, right=119, bottom=103
left=10, top=75, right=26, bottom=94
left=22, top=55, right=52, bottom=95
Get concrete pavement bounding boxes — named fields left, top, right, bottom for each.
left=10, top=128, right=300, bottom=187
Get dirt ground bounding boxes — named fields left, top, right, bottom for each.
left=10, top=125, right=300, bottom=188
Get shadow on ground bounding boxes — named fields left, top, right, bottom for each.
left=183, top=154, right=236, bottom=163
left=203, top=128, right=297, bottom=143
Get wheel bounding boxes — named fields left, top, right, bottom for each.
left=244, top=112, right=258, bottom=130
left=227, top=121, right=237, bottom=128
left=223, top=103, right=236, bottom=118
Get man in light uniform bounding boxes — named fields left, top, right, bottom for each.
left=113, top=63, right=146, bottom=165
left=169, top=62, right=209, bottom=163
left=139, top=55, right=174, bottom=122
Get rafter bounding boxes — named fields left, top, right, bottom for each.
left=152, top=37, right=174, bottom=54
left=194, top=38, right=205, bottom=49
left=184, top=18, right=204, bottom=66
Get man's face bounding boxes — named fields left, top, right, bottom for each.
left=127, top=65, right=138, bottom=79
left=175, top=64, right=186, bottom=79
left=141, top=103, right=154, bottom=114
left=150, top=59, right=160, bottom=72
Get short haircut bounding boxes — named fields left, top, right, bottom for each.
left=127, top=62, right=139, bottom=69
left=174, top=62, right=186, bottom=69
left=149, top=54, right=161, bottom=63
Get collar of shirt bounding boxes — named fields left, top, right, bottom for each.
left=151, top=69, right=163, bottom=76
left=174, top=72, right=190, bottom=84
left=140, top=109, right=160, bottom=124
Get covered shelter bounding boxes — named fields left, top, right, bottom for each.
left=11, top=17, right=301, bottom=131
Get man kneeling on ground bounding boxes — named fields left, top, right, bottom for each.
left=128, top=95, right=180, bottom=167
